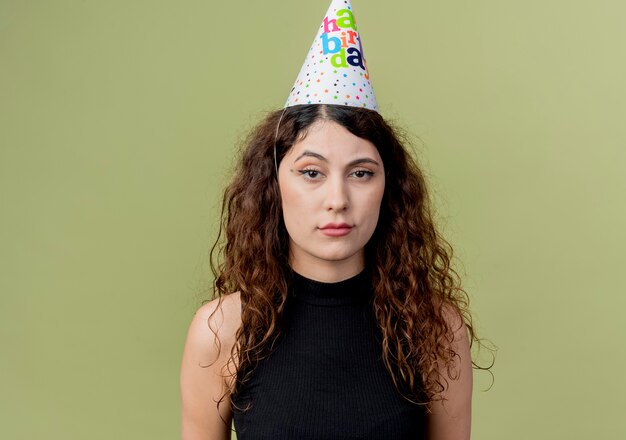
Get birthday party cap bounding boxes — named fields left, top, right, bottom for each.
left=285, top=0, right=378, bottom=111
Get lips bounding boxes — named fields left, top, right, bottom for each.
left=319, top=223, right=353, bottom=237
left=320, top=223, right=352, bottom=230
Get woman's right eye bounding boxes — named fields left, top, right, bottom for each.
left=304, top=170, right=319, bottom=178
left=298, top=169, right=323, bottom=180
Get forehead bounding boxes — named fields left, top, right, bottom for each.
left=288, top=119, right=380, bottom=160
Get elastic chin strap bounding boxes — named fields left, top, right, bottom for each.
left=273, top=107, right=288, bottom=177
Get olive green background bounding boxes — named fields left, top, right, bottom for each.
left=2, top=1, right=625, bottom=438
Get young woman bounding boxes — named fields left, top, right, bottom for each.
left=180, top=104, right=486, bottom=439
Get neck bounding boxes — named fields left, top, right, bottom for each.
left=288, top=254, right=365, bottom=283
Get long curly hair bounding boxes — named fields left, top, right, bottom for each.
left=208, top=104, right=493, bottom=419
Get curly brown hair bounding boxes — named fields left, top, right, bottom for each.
left=208, top=104, right=493, bottom=419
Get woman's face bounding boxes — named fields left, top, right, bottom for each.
left=278, top=119, right=385, bottom=280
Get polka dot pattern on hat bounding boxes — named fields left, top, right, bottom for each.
left=285, top=0, right=378, bottom=112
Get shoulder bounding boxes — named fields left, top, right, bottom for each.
left=180, top=293, right=241, bottom=439
left=181, top=292, right=242, bottom=387
left=431, top=300, right=472, bottom=383
left=187, top=292, right=242, bottom=358
left=430, top=296, right=468, bottom=347
left=440, top=302, right=468, bottom=343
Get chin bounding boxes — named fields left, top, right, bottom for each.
left=310, top=246, right=363, bottom=263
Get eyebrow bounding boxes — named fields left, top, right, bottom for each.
left=293, top=150, right=380, bottom=167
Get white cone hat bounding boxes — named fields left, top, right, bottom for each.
left=285, top=0, right=378, bottom=112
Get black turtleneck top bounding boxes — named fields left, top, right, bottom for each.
left=231, top=269, right=426, bottom=439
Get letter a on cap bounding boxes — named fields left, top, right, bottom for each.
left=285, top=0, right=378, bottom=112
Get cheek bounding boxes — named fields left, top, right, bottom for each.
left=365, top=182, right=385, bottom=210
left=361, top=184, right=385, bottom=229
left=280, top=182, right=311, bottom=231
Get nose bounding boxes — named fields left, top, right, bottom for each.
left=324, top=176, right=349, bottom=212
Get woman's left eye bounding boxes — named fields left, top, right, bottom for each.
left=352, top=170, right=374, bottom=179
